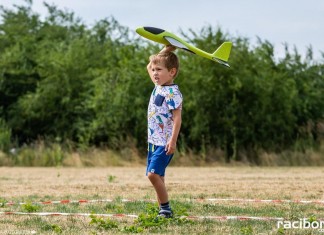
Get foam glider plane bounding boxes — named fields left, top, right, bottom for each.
left=136, top=26, right=232, bottom=67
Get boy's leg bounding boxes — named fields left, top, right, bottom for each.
left=147, top=173, right=168, bottom=204
left=146, top=144, right=173, bottom=218
left=158, top=176, right=165, bottom=206
left=148, top=173, right=172, bottom=218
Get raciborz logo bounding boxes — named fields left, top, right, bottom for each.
left=277, top=218, right=324, bottom=232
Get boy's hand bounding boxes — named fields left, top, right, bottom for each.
left=160, top=45, right=177, bottom=53
left=165, top=141, right=176, bottom=155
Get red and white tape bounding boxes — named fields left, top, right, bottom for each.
left=198, top=198, right=324, bottom=205
left=0, top=211, right=285, bottom=221
left=185, top=215, right=285, bottom=221
left=2, top=198, right=324, bottom=207
left=0, top=211, right=138, bottom=218
left=1, top=199, right=156, bottom=206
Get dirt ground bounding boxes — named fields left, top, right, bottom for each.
left=1, top=166, right=323, bottom=200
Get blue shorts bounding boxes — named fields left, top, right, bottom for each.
left=146, top=143, right=173, bottom=177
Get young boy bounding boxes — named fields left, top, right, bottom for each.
left=146, top=45, right=182, bottom=218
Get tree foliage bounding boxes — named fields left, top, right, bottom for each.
left=0, top=2, right=323, bottom=161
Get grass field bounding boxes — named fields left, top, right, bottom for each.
left=1, top=167, right=324, bottom=234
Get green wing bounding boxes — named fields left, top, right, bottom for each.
left=136, top=26, right=232, bottom=67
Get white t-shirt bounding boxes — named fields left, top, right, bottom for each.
left=147, top=84, right=183, bottom=146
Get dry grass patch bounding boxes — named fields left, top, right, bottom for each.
left=1, top=167, right=324, bottom=234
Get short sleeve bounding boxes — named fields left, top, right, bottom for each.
left=165, top=86, right=183, bottom=110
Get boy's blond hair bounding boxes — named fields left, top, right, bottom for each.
left=149, top=52, right=179, bottom=78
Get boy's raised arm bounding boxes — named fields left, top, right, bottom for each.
left=160, top=45, right=177, bottom=54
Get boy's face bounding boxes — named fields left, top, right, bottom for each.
left=150, top=62, right=176, bottom=86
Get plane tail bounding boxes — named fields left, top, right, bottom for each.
left=212, top=42, right=232, bottom=67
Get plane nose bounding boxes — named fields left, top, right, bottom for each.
left=143, top=27, right=165, bottom=35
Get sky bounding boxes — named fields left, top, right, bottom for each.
left=1, top=0, right=324, bottom=61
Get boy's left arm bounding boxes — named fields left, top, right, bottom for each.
left=165, top=108, right=182, bottom=155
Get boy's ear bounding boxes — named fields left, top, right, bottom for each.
left=170, top=68, right=177, bottom=77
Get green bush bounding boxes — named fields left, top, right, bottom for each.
left=0, top=119, right=11, bottom=153
left=0, top=2, right=323, bottom=164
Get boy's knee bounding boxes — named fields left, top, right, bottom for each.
left=147, top=172, right=156, bottom=179
left=147, top=172, right=160, bottom=182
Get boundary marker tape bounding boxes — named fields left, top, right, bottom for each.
left=199, top=198, right=324, bottom=205
left=1, top=199, right=155, bottom=206
left=2, top=211, right=324, bottom=222
left=0, top=211, right=286, bottom=221
left=2, top=198, right=324, bottom=207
